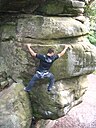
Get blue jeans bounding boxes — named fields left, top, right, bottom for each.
left=25, top=71, right=55, bottom=91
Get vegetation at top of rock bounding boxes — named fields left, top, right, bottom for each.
left=86, top=1, right=96, bottom=45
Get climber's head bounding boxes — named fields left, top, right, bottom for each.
left=47, top=48, right=54, bottom=56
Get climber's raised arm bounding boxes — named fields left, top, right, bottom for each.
left=58, top=45, right=69, bottom=58
left=27, top=44, right=37, bottom=57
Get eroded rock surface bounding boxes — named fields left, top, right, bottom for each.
left=29, top=75, right=89, bottom=119
left=35, top=74, right=96, bottom=128
left=0, top=0, right=96, bottom=127
left=0, top=15, right=96, bottom=81
left=0, top=83, right=32, bottom=128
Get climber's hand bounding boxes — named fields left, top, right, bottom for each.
left=26, top=44, right=32, bottom=47
left=68, top=45, right=72, bottom=50
left=64, top=45, right=69, bottom=50
left=65, top=45, right=71, bottom=50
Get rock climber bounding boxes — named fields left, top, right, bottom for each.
left=24, top=44, right=69, bottom=92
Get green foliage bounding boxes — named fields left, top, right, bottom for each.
left=85, top=1, right=96, bottom=19
left=88, top=31, right=96, bottom=45
left=85, top=1, right=96, bottom=45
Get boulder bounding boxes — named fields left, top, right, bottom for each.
left=0, top=15, right=96, bottom=81
left=16, top=15, right=88, bottom=40
left=0, top=0, right=46, bottom=12
left=29, top=75, right=89, bottom=119
left=0, top=83, right=32, bottom=128
left=36, top=0, right=85, bottom=15
left=33, top=74, right=96, bottom=128
left=0, top=0, right=94, bottom=14
left=0, top=0, right=96, bottom=127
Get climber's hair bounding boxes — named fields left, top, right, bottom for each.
left=47, top=48, right=54, bottom=54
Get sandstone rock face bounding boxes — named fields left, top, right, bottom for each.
left=30, top=75, right=89, bottom=120
left=0, top=0, right=96, bottom=127
left=0, top=0, right=44, bottom=12
left=0, top=0, right=93, bottom=14
left=36, top=0, right=85, bottom=15
left=34, top=74, right=96, bottom=128
left=0, top=83, right=32, bottom=128
left=0, top=15, right=96, bottom=81
left=17, top=16, right=88, bottom=39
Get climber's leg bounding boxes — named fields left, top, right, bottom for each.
left=24, top=73, right=40, bottom=92
left=44, top=72, right=55, bottom=92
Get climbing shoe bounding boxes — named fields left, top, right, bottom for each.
left=24, top=87, right=31, bottom=92
left=47, top=88, right=52, bottom=92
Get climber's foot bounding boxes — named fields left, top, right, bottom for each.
left=24, top=87, right=31, bottom=92
left=47, top=88, right=52, bottom=92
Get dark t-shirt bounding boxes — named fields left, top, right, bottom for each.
left=36, top=54, right=59, bottom=72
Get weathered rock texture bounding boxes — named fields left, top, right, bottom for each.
left=34, top=74, right=96, bottom=128
left=0, top=0, right=94, bottom=15
left=0, top=83, right=32, bottom=128
left=30, top=75, right=89, bottom=120
left=0, top=15, right=96, bottom=81
left=0, top=0, right=96, bottom=127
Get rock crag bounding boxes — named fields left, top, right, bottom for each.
left=0, top=0, right=96, bottom=127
